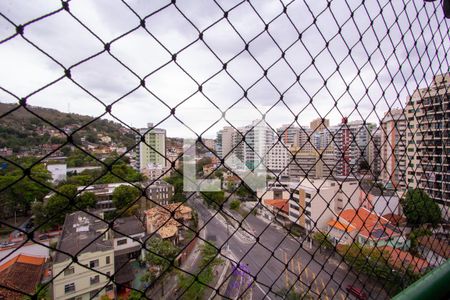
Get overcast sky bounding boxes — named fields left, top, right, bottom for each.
left=0, top=0, right=448, bottom=138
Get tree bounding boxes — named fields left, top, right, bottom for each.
left=401, top=188, right=442, bottom=228
left=128, top=290, right=145, bottom=300
left=112, top=185, right=141, bottom=211
left=202, top=190, right=224, bottom=208
left=145, top=237, right=179, bottom=280
left=0, top=164, right=51, bottom=219
left=312, top=232, right=333, bottom=250
left=44, top=185, right=78, bottom=228
left=77, top=192, right=97, bottom=209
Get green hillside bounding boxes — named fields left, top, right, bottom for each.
left=0, top=102, right=136, bottom=152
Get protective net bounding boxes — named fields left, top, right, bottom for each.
left=0, top=0, right=449, bottom=299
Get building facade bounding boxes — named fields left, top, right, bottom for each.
left=53, top=211, right=115, bottom=300
left=405, top=73, right=450, bottom=219
left=380, top=108, right=407, bottom=190
left=136, top=123, right=166, bottom=171
left=288, top=177, right=360, bottom=232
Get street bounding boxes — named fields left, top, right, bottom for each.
left=187, top=195, right=387, bottom=300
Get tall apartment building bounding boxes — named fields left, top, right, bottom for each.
left=53, top=211, right=115, bottom=300
left=136, top=123, right=166, bottom=171
left=267, top=141, right=291, bottom=177
left=380, top=109, right=407, bottom=190
left=277, top=124, right=301, bottom=147
left=334, top=118, right=376, bottom=176
left=368, top=127, right=382, bottom=179
left=216, top=126, right=235, bottom=159
left=243, top=120, right=274, bottom=171
left=405, top=73, right=450, bottom=218
left=288, top=149, right=337, bottom=180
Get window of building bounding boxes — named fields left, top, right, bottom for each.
left=106, top=284, right=114, bottom=292
left=305, top=193, right=311, bottom=199
left=306, top=202, right=311, bottom=207
left=290, top=211, right=300, bottom=219
left=90, top=275, right=100, bottom=285
left=89, top=289, right=100, bottom=299
left=106, top=256, right=110, bottom=264
left=64, top=266, right=75, bottom=276
left=89, top=259, right=99, bottom=268
left=305, top=211, right=311, bottom=217
left=64, top=283, right=75, bottom=294
left=117, top=239, right=128, bottom=246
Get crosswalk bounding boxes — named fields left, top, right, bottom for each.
left=281, top=250, right=348, bottom=300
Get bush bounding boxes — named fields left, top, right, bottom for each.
left=230, top=199, right=241, bottom=211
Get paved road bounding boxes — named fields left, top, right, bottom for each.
left=188, top=196, right=387, bottom=300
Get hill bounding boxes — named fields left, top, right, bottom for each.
left=0, top=102, right=136, bottom=153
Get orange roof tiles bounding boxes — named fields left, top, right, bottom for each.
left=337, top=208, right=397, bottom=240
left=327, top=220, right=355, bottom=233
left=263, top=199, right=289, bottom=214
left=0, top=254, right=46, bottom=272
left=0, top=254, right=46, bottom=300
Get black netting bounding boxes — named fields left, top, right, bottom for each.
left=0, top=0, right=449, bottom=300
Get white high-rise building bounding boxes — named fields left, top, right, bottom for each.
left=267, top=141, right=291, bottom=177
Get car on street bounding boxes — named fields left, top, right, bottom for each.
left=346, top=285, right=368, bottom=300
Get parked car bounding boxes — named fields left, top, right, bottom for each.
left=346, top=285, right=368, bottom=300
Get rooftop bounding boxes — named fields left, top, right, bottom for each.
left=380, top=245, right=429, bottom=274
left=55, top=211, right=113, bottom=263
left=145, top=203, right=192, bottom=239
left=417, top=235, right=450, bottom=259
left=0, top=254, right=46, bottom=300
left=337, top=208, right=398, bottom=240
left=112, top=216, right=145, bottom=239
left=263, top=199, right=289, bottom=214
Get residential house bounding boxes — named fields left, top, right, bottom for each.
left=144, top=203, right=192, bottom=244
left=327, top=208, right=407, bottom=249
left=0, top=254, right=46, bottom=300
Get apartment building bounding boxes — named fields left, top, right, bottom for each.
left=73, top=181, right=173, bottom=212
left=267, top=140, right=291, bottom=177
left=405, top=73, right=450, bottom=219
left=380, top=108, right=407, bottom=190
left=368, top=127, right=382, bottom=178
left=288, top=149, right=337, bottom=180
left=288, top=177, right=360, bottom=232
left=136, top=123, right=166, bottom=171
left=53, top=211, right=114, bottom=300
left=334, top=118, right=377, bottom=176
left=216, top=126, right=235, bottom=159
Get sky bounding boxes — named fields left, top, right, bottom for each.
left=0, top=0, right=448, bottom=138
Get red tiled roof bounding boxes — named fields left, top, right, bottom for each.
left=263, top=199, right=289, bottom=214
left=338, top=208, right=397, bottom=240
left=0, top=254, right=46, bottom=300
left=379, top=245, right=429, bottom=273
left=327, top=220, right=355, bottom=232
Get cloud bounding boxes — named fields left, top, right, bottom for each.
left=0, top=0, right=448, bottom=139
